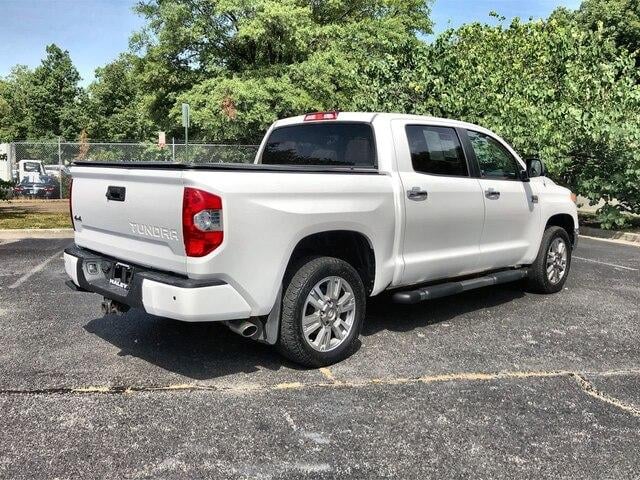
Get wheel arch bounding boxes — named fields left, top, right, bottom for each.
left=545, top=213, right=576, bottom=245
left=284, top=230, right=376, bottom=295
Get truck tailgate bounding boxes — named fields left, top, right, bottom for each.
left=71, top=166, right=186, bottom=274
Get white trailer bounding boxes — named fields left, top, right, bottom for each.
left=0, top=144, right=11, bottom=182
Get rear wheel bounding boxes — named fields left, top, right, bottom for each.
left=277, top=256, right=366, bottom=367
left=527, top=226, right=572, bottom=293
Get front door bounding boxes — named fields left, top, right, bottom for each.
left=464, top=129, right=540, bottom=269
left=392, top=121, right=485, bottom=286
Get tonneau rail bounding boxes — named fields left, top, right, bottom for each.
left=71, top=161, right=380, bottom=174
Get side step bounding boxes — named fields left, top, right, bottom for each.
left=392, top=269, right=528, bottom=304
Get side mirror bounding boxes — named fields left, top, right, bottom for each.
left=519, top=168, right=530, bottom=182
left=526, top=158, right=545, bottom=178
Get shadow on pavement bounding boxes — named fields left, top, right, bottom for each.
left=83, top=284, right=526, bottom=380
left=83, top=313, right=301, bottom=381
left=362, top=284, right=526, bottom=336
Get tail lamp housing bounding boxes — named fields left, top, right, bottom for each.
left=69, top=179, right=75, bottom=231
left=182, top=187, right=223, bottom=257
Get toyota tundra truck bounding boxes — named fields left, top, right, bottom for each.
left=64, top=112, right=579, bottom=367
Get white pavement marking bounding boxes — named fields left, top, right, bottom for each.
left=573, top=256, right=638, bottom=272
left=8, top=250, right=63, bottom=289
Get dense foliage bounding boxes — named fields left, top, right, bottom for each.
left=410, top=16, right=640, bottom=227
left=559, top=0, right=640, bottom=63
left=0, top=0, right=639, bottom=226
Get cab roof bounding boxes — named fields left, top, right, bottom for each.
left=273, top=112, right=493, bottom=136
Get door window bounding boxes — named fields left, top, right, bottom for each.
left=467, top=130, right=520, bottom=180
left=405, top=126, right=469, bottom=177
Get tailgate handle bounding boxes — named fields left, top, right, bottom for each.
left=106, top=186, right=126, bottom=202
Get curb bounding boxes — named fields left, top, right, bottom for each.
left=580, top=226, right=640, bottom=246
left=0, top=228, right=74, bottom=240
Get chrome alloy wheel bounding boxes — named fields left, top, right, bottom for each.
left=546, top=237, right=568, bottom=284
left=302, top=276, right=356, bottom=352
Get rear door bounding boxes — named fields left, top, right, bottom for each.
left=392, top=120, right=485, bottom=285
left=71, top=166, right=187, bottom=274
left=464, top=129, right=540, bottom=269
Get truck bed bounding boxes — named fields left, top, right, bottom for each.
left=69, top=163, right=397, bottom=315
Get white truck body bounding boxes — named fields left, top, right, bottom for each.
left=65, top=112, right=578, bottom=363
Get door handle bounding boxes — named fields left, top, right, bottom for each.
left=407, top=187, right=428, bottom=201
left=484, top=188, right=500, bottom=199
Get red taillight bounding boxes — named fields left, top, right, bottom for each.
left=182, top=187, right=223, bottom=257
left=304, top=111, right=338, bottom=121
left=69, top=179, right=75, bottom=231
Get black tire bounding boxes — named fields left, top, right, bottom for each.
left=526, top=226, right=572, bottom=293
left=277, top=256, right=366, bottom=367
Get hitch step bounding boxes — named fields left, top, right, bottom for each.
left=101, top=298, right=130, bottom=316
left=392, top=269, right=528, bottom=304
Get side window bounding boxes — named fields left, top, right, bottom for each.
left=405, top=125, right=469, bottom=177
left=467, top=130, right=520, bottom=180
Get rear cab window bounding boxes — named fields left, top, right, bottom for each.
left=261, top=122, right=376, bottom=168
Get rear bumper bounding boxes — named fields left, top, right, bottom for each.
left=64, top=245, right=251, bottom=322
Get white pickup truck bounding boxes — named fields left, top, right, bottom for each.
left=65, top=112, right=578, bottom=366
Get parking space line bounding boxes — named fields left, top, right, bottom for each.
left=3, top=368, right=639, bottom=396
left=319, top=367, right=338, bottom=383
left=574, top=374, right=640, bottom=417
left=573, top=256, right=638, bottom=272
left=8, top=250, right=63, bottom=289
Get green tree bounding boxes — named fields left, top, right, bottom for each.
left=0, top=66, right=35, bottom=141
left=85, top=54, right=154, bottom=141
left=29, top=44, right=85, bottom=139
left=132, top=0, right=432, bottom=141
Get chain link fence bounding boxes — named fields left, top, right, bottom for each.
left=0, top=141, right=259, bottom=199
left=11, top=141, right=259, bottom=165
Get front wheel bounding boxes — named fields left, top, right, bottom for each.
left=526, top=226, right=572, bottom=293
left=277, top=256, right=366, bottom=367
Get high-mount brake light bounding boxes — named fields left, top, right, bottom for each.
left=304, top=111, right=338, bottom=121
left=182, top=187, right=223, bottom=257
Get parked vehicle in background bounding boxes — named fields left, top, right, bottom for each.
left=13, top=175, right=60, bottom=199
left=44, top=164, right=70, bottom=179
left=64, top=112, right=579, bottom=367
left=17, top=160, right=46, bottom=183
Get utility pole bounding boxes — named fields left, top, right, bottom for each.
left=58, top=136, right=63, bottom=199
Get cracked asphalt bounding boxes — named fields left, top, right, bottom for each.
left=0, top=236, right=638, bottom=479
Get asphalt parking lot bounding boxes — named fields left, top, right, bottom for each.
left=0, top=236, right=638, bottom=479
